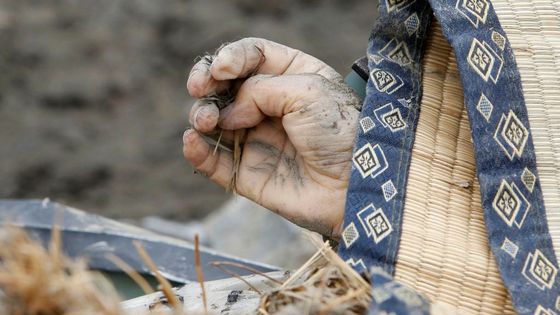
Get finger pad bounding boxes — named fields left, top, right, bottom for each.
left=210, top=58, right=238, bottom=80
left=183, top=131, right=210, bottom=166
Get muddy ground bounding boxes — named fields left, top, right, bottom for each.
left=0, top=0, right=377, bottom=221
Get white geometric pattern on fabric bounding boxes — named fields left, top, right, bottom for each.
left=380, top=39, right=413, bottom=66
left=342, top=0, right=560, bottom=312
left=501, top=237, right=519, bottom=259
left=492, top=0, right=560, bottom=277
left=342, top=222, right=359, bottom=248
left=502, top=111, right=530, bottom=155
left=367, top=208, right=393, bottom=243
left=398, top=98, right=413, bottom=108
left=368, top=53, right=384, bottom=65
left=345, top=258, right=366, bottom=270
left=533, top=305, right=556, bottom=315
left=405, top=13, right=420, bottom=35
left=372, top=283, right=394, bottom=304
left=352, top=143, right=388, bottom=179
left=360, top=117, right=376, bottom=134
left=370, top=68, right=404, bottom=94
left=357, top=203, right=393, bottom=243
left=467, top=38, right=504, bottom=83
left=522, top=249, right=558, bottom=290
left=521, top=167, right=537, bottom=193
left=492, top=180, right=531, bottom=228
left=374, top=103, right=395, bottom=127
left=382, top=108, right=408, bottom=132
left=357, top=203, right=376, bottom=237
left=389, top=42, right=413, bottom=66
left=476, top=93, right=493, bottom=122
left=353, top=143, right=381, bottom=178
left=494, top=110, right=529, bottom=160
left=468, top=38, right=494, bottom=80
left=456, top=0, right=489, bottom=28
left=382, top=180, right=398, bottom=201
left=491, top=31, right=506, bottom=50
left=371, top=144, right=389, bottom=179
left=385, top=0, right=416, bottom=13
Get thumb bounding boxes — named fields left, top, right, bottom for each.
left=218, top=74, right=325, bottom=130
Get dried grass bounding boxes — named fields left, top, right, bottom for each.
left=258, top=243, right=371, bottom=315
left=0, top=226, right=370, bottom=315
left=0, top=227, right=122, bottom=315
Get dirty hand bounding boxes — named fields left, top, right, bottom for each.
left=183, top=38, right=361, bottom=238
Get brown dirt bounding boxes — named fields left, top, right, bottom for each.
left=0, top=0, right=377, bottom=220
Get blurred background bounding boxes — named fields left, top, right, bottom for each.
left=0, top=0, right=378, bottom=267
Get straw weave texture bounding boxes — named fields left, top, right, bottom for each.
left=393, top=20, right=515, bottom=314
left=493, top=0, right=560, bottom=260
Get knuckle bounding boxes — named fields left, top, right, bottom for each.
left=222, top=37, right=260, bottom=53
left=245, top=74, right=270, bottom=87
left=241, top=37, right=264, bottom=46
left=302, top=73, right=328, bottom=91
left=239, top=38, right=267, bottom=56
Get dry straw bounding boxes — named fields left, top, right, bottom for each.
left=0, top=225, right=371, bottom=315
left=0, top=226, right=122, bottom=315
left=258, top=243, right=371, bottom=315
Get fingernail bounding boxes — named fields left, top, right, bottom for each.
left=187, top=67, right=198, bottom=80
left=193, top=106, right=208, bottom=129
left=183, top=128, right=195, bottom=143
left=193, top=108, right=204, bottom=129
left=195, top=106, right=216, bottom=129
left=210, top=56, right=238, bottom=80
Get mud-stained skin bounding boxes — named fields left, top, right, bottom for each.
left=184, top=37, right=363, bottom=238
left=245, top=140, right=304, bottom=189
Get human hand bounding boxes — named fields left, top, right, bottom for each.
left=183, top=38, right=361, bottom=238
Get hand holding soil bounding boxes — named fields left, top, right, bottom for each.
left=183, top=38, right=361, bottom=238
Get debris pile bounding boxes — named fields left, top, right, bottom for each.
left=259, top=245, right=370, bottom=315
left=0, top=227, right=371, bottom=315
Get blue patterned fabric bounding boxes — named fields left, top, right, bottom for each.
left=339, top=0, right=560, bottom=314
left=368, top=268, right=431, bottom=315
left=338, top=0, right=433, bottom=275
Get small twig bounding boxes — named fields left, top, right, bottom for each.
left=133, top=241, right=181, bottom=310
left=229, top=131, right=243, bottom=193
left=49, top=210, right=64, bottom=267
left=280, top=242, right=330, bottom=289
left=318, top=286, right=369, bottom=314
left=204, top=44, right=265, bottom=194
left=105, top=253, right=154, bottom=295
left=209, top=261, right=283, bottom=285
left=311, top=266, right=331, bottom=315
left=194, top=235, right=208, bottom=314
left=199, top=92, right=243, bottom=194
left=210, top=261, right=261, bottom=294
left=212, top=130, right=223, bottom=156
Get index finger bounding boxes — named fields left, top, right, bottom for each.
left=211, top=38, right=342, bottom=81
left=187, top=56, right=231, bottom=98
left=186, top=38, right=342, bottom=98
